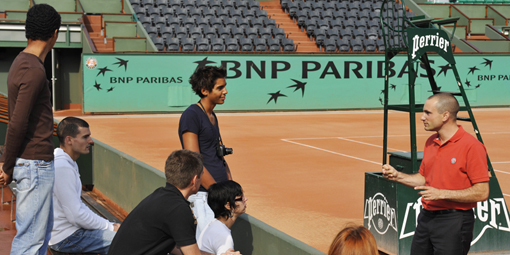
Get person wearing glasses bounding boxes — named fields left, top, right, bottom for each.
left=198, top=181, right=247, bottom=255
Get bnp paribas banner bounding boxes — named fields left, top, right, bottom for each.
left=82, top=54, right=510, bottom=113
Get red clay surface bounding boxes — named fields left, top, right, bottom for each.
left=63, top=108, right=510, bottom=253
left=1, top=108, right=508, bottom=255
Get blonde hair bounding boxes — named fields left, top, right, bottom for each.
left=328, top=225, right=378, bottom=255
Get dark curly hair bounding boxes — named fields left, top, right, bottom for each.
left=25, top=4, right=61, bottom=41
left=189, top=66, right=226, bottom=98
left=207, top=180, right=243, bottom=219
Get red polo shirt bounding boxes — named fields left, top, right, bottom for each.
left=419, top=125, right=489, bottom=211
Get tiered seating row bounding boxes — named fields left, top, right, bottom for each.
left=281, top=0, right=416, bottom=53
left=131, top=0, right=296, bottom=52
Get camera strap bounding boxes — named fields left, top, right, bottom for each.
left=198, top=100, right=224, bottom=146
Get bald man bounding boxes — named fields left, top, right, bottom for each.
left=382, top=93, right=489, bottom=255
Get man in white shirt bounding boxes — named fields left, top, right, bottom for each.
left=198, top=181, right=247, bottom=255
left=49, top=117, right=120, bottom=254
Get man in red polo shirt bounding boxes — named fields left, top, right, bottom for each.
left=382, top=92, right=489, bottom=255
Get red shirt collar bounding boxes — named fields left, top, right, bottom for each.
left=433, top=125, right=465, bottom=146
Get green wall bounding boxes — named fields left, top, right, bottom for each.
left=82, top=54, right=510, bottom=113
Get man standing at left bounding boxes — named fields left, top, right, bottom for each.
left=0, top=4, right=61, bottom=254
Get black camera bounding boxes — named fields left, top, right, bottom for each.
left=217, top=144, right=233, bottom=157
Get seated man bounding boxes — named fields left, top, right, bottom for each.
left=108, top=150, right=240, bottom=255
left=198, top=181, right=247, bottom=255
left=50, top=117, right=120, bottom=254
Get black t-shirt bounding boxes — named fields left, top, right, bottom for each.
left=178, top=104, right=228, bottom=190
left=107, top=183, right=196, bottom=255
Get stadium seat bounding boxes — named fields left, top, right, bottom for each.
left=147, top=6, right=160, bottom=18
left=250, top=17, right=264, bottom=28
left=210, top=17, right=223, bottom=27
left=309, top=10, right=320, bottom=20
left=314, top=28, right=327, bottom=48
left=350, top=38, right=363, bottom=52
left=268, top=38, right=281, bottom=52
left=204, top=27, right=217, bottom=39
left=296, top=10, right=308, bottom=28
left=353, top=28, right=365, bottom=40
left=196, top=0, right=209, bottom=8
left=189, top=9, right=201, bottom=18
left=161, top=6, right=173, bottom=16
left=154, top=16, right=167, bottom=26
left=273, top=27, right=285, bottom=40
left=281, top=0, right=290, bottom=12
left=245, top=27, right=258, bottom=40
left=183, top=0, right=195, bottom=9
left=203, top=9, right=216, bottom=18
left=235, top=0, right=249, bottom=9
left=344, top=19, right=355, bottom=29
left=330, top=19, right=343, bottom=30
left=336, top=38, right=350, bottom=52
left=311, top=2, right=323, bottom=11
left=243, top=9, right=256, bottom=19
left=360, top=2, right=372, bottom=11
left=226, top=38, right=239, bottom=51
left=182, top=17, right=195, bottom=28
left=230, top=9, right=242, bottom=18
left=218, top=27, right=232, bottom=39
left=327, top=28, right=340, bottom=40
left=143, top=0, right=155, bottom=7
left=333, top=10, right=345, bottom=20
left=259, top=27, right=272, bottom=38
left=168, top=0, right=181, bottom=7
left=232, top=27, right=245, bottom=39
left=356, top=19, right=367, bottom=29
left=240, top=38, right=253, bottom=51
left=248, top=0, right=260, bottom=9
left=224, top=17, right=237, bottom=27
left=217, top=9, right=229, bottom=18
left=348, top=2, right=360, bottom=11
left=134, top=6, right=146, bottom=17
left=153, top=37, right=165, bottom=51
left=255, top=9, right=268, bottom=18
left=196, top=38, right=210, bottom=51
left=131, top=0, right=142, bottom=8
left=340, top=28, right=352, bottom=40
left=196, top=17, right=209, bottom=27
left=222, top=0, right=235, bottom=9
left=263, top=17, right=276, bottom=28
left=305, top=19, right=317, bottom=38
left=181, top=38, right=195, bottom=51
left=211, top=38, right=225, bottom=51
left=146, top=26, right=158, bottom=37
left=210, top=0, right=221, bottom=8
left=321, top=10, right=333, bottom=20
left=317, top=20, right=329, bottom=30
left=336, top=2, right=347, bottom=12
left=174, top=7, right=188, bottom=18
left=282, top=38, right=295, bottom=52
left=174, top=27, right=187, bottom=38
left=364, top=39, right=377, bottom=52
left=324, top=38, right=337, bottom=52
left=323, top=2, right=336, bottom=11
left=346, top=10, right=358, bottom=20
left=359, top=10, right=370, bottom=20
left=168, top=18, right=180, bottom=27
left=140, top=16, right=152, bottom=27
left=237, top=17, right=249, bottom=27
left=161, top=26, right=173, bottom=37
left=254, top=38, right=267, bottom=51
left=300, top=1, right=312, bottom=11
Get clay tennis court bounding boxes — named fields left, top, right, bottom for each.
left=55, top=107, right=510, bottom=253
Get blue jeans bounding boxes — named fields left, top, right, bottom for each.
left=11, top=158, right=54, bottom=255
left=49, top=228, right=116, bottom=255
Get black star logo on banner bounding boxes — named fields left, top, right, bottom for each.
left=267, top=91, right=287, bottom=104
left=467, top=66, right=479, bottom=75
left=194, top=57, right=216, bottom=70
left=465, top=79, right=471, bottom=87
left=93, top=81, right=102, bottom=91
left=287, top=79, right=307, bottom=97
left=481, top=58, right=493, bottom=70
left=97, top=66, right=112, bottom=77
left=390, top=84, right=397, bottom=90
left=437, top=64, right=452, bottom=77
left=476, top=84, right=481, bottom=88
left=107, top=87, right=115, bottom=92
left=113, top=58, right=129, bottom=71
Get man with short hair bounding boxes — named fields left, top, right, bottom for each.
left=49, top=117, right=120, bottom=254
left=0, top=4, right=61, bottom=254
left=107, top=150, right=240, bottom=255
left=179, top=66, right=233, bottom=240
left=382, top=93, right=490, bottom=255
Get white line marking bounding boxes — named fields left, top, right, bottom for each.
left=493, top=162, right=510, bottom=164
left=504, top=194, right=510, bottom=198
left=281, top=139, right=381, bottom=165
left=495, top=169, right=510, bottom=175
left=336, top=137, right=406, bottom=152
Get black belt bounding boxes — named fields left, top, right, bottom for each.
left=423, top=209, right=471, bottom=215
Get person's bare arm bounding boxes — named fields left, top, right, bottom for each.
left=180, top=244, right=241, bottom=255
left=382, top=164, right=426, bottom=188
left=415, top=182, right=489, bottom=202
left=181, top=132, right=216, bottom=189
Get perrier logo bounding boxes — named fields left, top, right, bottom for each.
left=408, top=27, right=455, bottom=65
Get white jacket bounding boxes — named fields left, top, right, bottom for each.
left=50, top=148, right=114, bottom=245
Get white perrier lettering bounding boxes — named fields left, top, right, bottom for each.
left=411, top=32, right=449, bottom=59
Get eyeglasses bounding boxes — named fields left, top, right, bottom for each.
left=235, top=196, right=246, bottom=202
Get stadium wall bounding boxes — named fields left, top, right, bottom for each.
left=91, top=139, right=325, bottom=255
left=82, top=53, right=510, bottom=113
